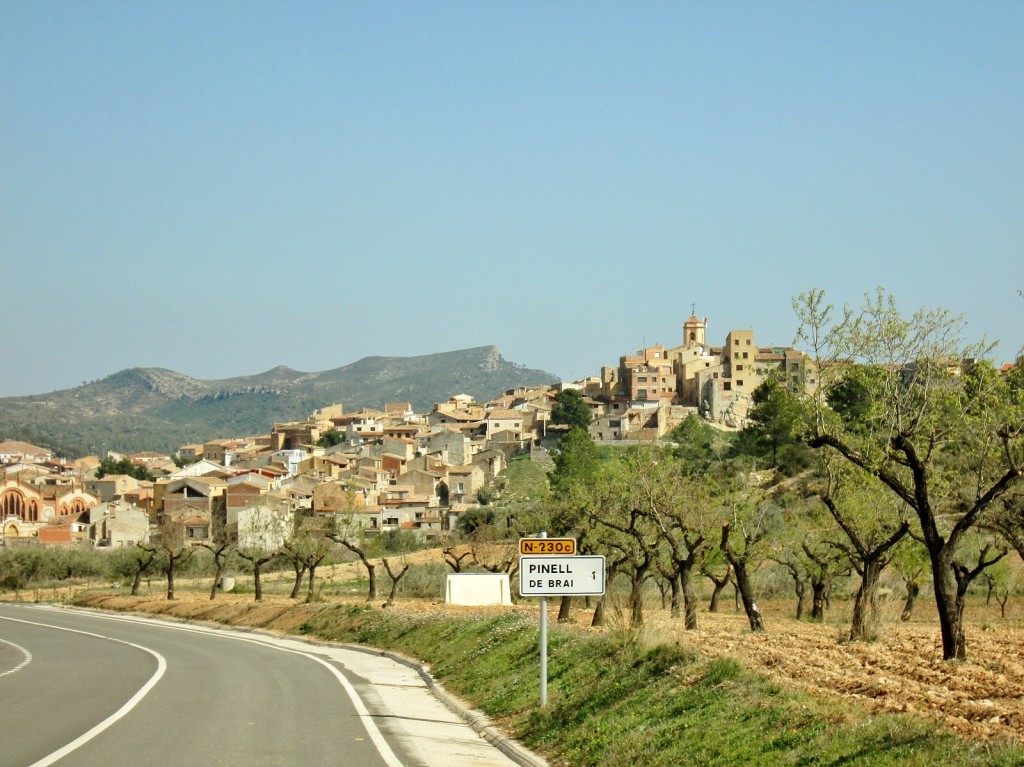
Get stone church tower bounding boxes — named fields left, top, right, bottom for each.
left=683, top=312, right=707, bottom=347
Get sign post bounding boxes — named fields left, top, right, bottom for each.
left=518, top=556, right=607, bottom=597
left=537, top=533, right=547, bottom=707
left=519, top=536, right=605, bottom=708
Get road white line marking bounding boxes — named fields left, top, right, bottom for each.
left=16, top=607, right=406, bottom=767
left=0, top=614, right=167, bottom=767
left=0, top=636, right=33, bottom=678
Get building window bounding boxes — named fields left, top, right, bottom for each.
left=736, top=364, right=744, bottom=371
left=746, top=339, right=752, bottom=345
left=743, top=352, right=749, bottom=359
left=737, top=380, right=744, bottom=387
left=724, top=382, right=732, bottom=391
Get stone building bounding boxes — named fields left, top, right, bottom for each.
left=596, top=312, right=807, bottom=434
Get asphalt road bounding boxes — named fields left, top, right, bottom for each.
left=0, top=603, right=530, bottom=767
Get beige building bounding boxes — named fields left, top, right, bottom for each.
left=89, top=501, right=150, bottom=548
left=596, top=312, right=807, bottom=433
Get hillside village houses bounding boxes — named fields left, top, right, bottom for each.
left=0, top=313, right=812, bottom=549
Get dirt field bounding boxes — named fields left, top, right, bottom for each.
left=667, top=606, right=1024, bottom=743
left=7, top=548, right=1023, bottom=745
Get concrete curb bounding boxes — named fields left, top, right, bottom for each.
left=329, top=641, right=550, bottom=767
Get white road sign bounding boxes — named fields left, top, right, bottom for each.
left=518, top=555, right=606, bottom=597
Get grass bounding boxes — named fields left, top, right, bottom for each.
left=499, top=455, right=551, bottom=500
left=233, top=603, right=1023, bottom=767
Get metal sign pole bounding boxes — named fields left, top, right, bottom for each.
left=539, top=530, right=547, bottom=707
left=519, top=534, right=604, bottom=711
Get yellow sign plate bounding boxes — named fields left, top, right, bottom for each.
left=519, top=537, right=577, bottom=556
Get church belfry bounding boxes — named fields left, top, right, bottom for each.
left=683, top=311, right=706, bottom=347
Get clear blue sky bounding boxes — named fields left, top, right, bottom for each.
left=2, top=1, right=1022, bottom=397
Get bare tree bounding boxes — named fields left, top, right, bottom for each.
left=119, top=544, right=157, bottom=596
left=718, top=488, right=774, bottom=632
left=801, top=540, right=847, bottom=622
left=200, top=507, right=234, bottom=600
left=149, top=514, right=194, bottom=600
left=283, top=513, right=336, bottom=603
left=327, top=487, right=381, bottom=602
left=236, top=503, right=288, bottom=602
left=442, top=542, right=473, bottom=573
left=700, top=557, right=731, bottom=613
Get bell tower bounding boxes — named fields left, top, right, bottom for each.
left=683, top=306, right=706, bottom=347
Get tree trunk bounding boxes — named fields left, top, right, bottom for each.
left=732, top=563, right=765, bottom=632
left=655, top=579, right=667, bottom=610
left=591, top=596, right=605, bottom=627
left=708, top=573, right=729, bottom=613
left=557, top=595, right=572, bottom=623
left=166, top=563, right=176, bottom=600
left=382, top=558, right=410, bottom=607
left=668, top=574, right=681, bottom=619
left=209, top=552, right=226, bottom=600
left=131, top=567, right=145, bottom=596
left=900, top=581, right=919, bottom=622
left=810, top=579, right=827, bottom=621
left=793, top=577, right=806, bottom=621
left=680, top=565, right=698, bottom=630
left=366, top=562, right=377, bottom=601
left=253, top=562, right=264, bottom=602
left=931, top=550, right=967, bottom=660
left=306, top=562, right=317, bottom=602
left=290, top=561, right=307, bottom=599
left=850, top=559, right=883, bottom=641
left=628, top=573, right=645, bottom=627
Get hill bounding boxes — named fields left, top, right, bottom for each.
left=0, top=346, right=557, bottom=457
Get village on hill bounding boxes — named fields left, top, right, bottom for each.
left=1, top=313, right=807, bottom=548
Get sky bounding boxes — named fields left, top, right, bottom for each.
left=1, top=1, right=1022, bottom=397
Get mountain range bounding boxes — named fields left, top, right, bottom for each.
left=0, top=346, right=558, bottom=457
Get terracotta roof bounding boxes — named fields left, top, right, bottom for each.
left=0, top=440, right=50, bottom=456
left=435, top=410, right=482, bottom=422
left=486, top=409, right=521, bottom=420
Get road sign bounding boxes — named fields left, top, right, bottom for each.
left=519, top=555, right=606, bottom=596
left=519, top=537, right=577, bottom=556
